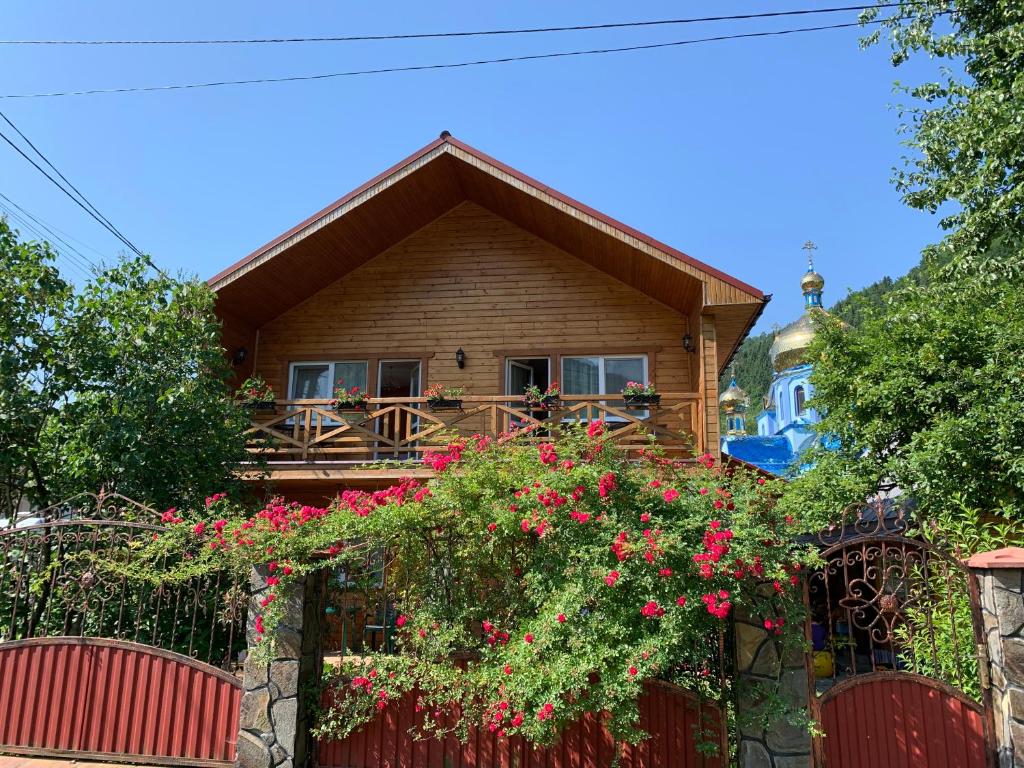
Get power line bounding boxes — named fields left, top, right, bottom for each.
left=0, top=3, right=915, bottom=45
left=0, top=111, right=140, bottom=259
left=0, top=189, right=105, bottom=268
left=0, top=112, right=170, bottom=279
left=0, top=194, right=96, bottom=279
left=0, top=123, right=142, bottom=255
left=0, top=17, right=902, bottom=100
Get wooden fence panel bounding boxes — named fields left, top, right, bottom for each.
left=0, top=637, right=241, bottom=767
left=318, top=681, right=722, bottom=768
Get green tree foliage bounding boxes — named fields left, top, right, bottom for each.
left=862, top=0, right=1024, bottom=277
left=781, top=266, right=1024, bottom=524
left=778, top=2, right=1024, bottom=524
left=0, top=218, right=251, bottom=516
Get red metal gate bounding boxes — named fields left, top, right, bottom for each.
left=317, top=681, right=723, bottom=768
left=807, top=501, right=993, bottom=767
left=0, top=637, right=242, bottom=766
left=0, top=493, right=247, bottom=767
left=818, top=672, right=986, bottom=768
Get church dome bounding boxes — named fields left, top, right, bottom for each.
left=719, top=378, right=749, bottom=410
left=800, top=270, right=825, bottom=293
left=770, top=245, right=828, bottom=372
left=769, top=312, right=820, bottom=372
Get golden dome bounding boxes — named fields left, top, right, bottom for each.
left=800, top=270, right=825, bottom=293
left=719, top=378, right=749, bottom=410
left=770, top=256, right=829, bottom=372
left=769, top=311, right=821, bottom=372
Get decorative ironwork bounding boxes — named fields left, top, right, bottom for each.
left=807, top=498, right=986, bottom=700
left=0, top=492, right=247, bottom=669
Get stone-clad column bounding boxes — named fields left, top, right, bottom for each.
left=968, top=547, right=1024, bottom=768
left=733, top=604, right=813, bottom=768
left=236, top=567, right=326, bottom=768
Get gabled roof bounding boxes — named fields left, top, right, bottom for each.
left=209, top=133, right=767, bottom=372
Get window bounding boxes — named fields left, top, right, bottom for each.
left=794, top=385, right=806, bottom=416
left=561, top=355, right=647, bottom=396
left=289, top=361, right=369, bottom=400
left=561, top=355, right=648, bottom=420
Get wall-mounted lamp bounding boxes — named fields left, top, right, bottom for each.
left=682, top=334, right=695, bottom=354
left=455, top=348, right=466, bottom=369
left=232, top=346, right=248, bottom=366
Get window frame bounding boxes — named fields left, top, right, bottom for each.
left=560, top=353, right=650, bottom=422
left=559, top=353, right=649, bottom=395
left=287, top=360, right=371, bottom=401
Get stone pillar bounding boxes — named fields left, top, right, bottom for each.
left=236, top=567, right=326, bottom=768
left=968, top=547, right=1024, bottom=768
left=734, top=606, right=813, bottom=768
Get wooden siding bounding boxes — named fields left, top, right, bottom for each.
left=0, top=637, right=241, bottom=767
left=700, top=315, right=720, bottom=454
left=317, top=681, right=723, bottom=768
left=253, top=203, right=694, bottom=410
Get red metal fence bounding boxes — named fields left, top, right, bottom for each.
left=0, top=637, right=242, bottom=767
left=818, top=673, right=987, bottom=768
left=318, top=680, right=723, bottom=768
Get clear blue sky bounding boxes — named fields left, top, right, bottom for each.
left=0, top=1, right=946, bottom=332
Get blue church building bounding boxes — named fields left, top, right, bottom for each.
left=720, top=252, right=828, bottom=476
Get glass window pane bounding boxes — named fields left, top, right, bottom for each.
left=333, top=362, right=368, bottom=396
left=291, top=364, right=330, bottom=399
left=605, top=358, right=645, bottom=394
left=562, top=357, right=600, bottom=394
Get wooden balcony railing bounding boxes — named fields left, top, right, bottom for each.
left=242, top=393, right=705, bottom=466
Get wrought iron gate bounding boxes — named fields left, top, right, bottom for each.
left=0, top=492, right=247, bottom=766
left=806, top=500, right=994, bottom=767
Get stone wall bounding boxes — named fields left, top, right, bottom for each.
left=734, top=605, right=812, bottom=768
left=236, top=567, right=326, bottom=768
left=969, top=547, right=1024, bottom=768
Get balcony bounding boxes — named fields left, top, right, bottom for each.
left=241, top=393, right=705, bottom=482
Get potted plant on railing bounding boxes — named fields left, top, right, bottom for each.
left=523, top=381, right=560, bottom=409
left=622, top=380, right=660, bottom=407
left=236, top=376, right=276, bottom=411
left=425, top=384, right=464, bottom=411
left=331, top=384, right=369, bottom=415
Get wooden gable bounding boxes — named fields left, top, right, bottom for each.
left=209, top=134, right=767, bottom=375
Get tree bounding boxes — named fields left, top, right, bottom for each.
left=0, top=218, right=251, bottom=517
left=862, top=0, right=1024, bottom=277
left=781, top=263, right=1024, bottom=524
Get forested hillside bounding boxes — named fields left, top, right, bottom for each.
left=722, top=262, right=930, bottom=431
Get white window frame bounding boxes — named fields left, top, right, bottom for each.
left=560, top=354, right=649, bottom=395
left=560, top=354, right=649, bottom=421
left=287, top=360, right=370, bottom=401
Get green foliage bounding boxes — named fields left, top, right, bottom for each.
left=0, top=220, right=71, bottom=515
left=0, top=218, right=251, bottom=515
left=125, top=428, right=812, bottom=748
left=782, top=268, right=1024, bottom=525
left=895, top=503, right=1024, bottom=698
left=861, top=1, right=1024, bottom=279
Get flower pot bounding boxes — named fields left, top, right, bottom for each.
left=526, top=396, right=561, bottom=409
left=334, top=404, right=367, bottom=415
left=428, top=398, right=463, bottom=411
left=623, top=393, right=661, bottom=407
left=244, top=401, right=276, bottom=412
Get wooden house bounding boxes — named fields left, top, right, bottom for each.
left=209, top=134, right=768, bottom=502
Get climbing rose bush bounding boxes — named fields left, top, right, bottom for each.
left=127, top=424, right=809, bottom=747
